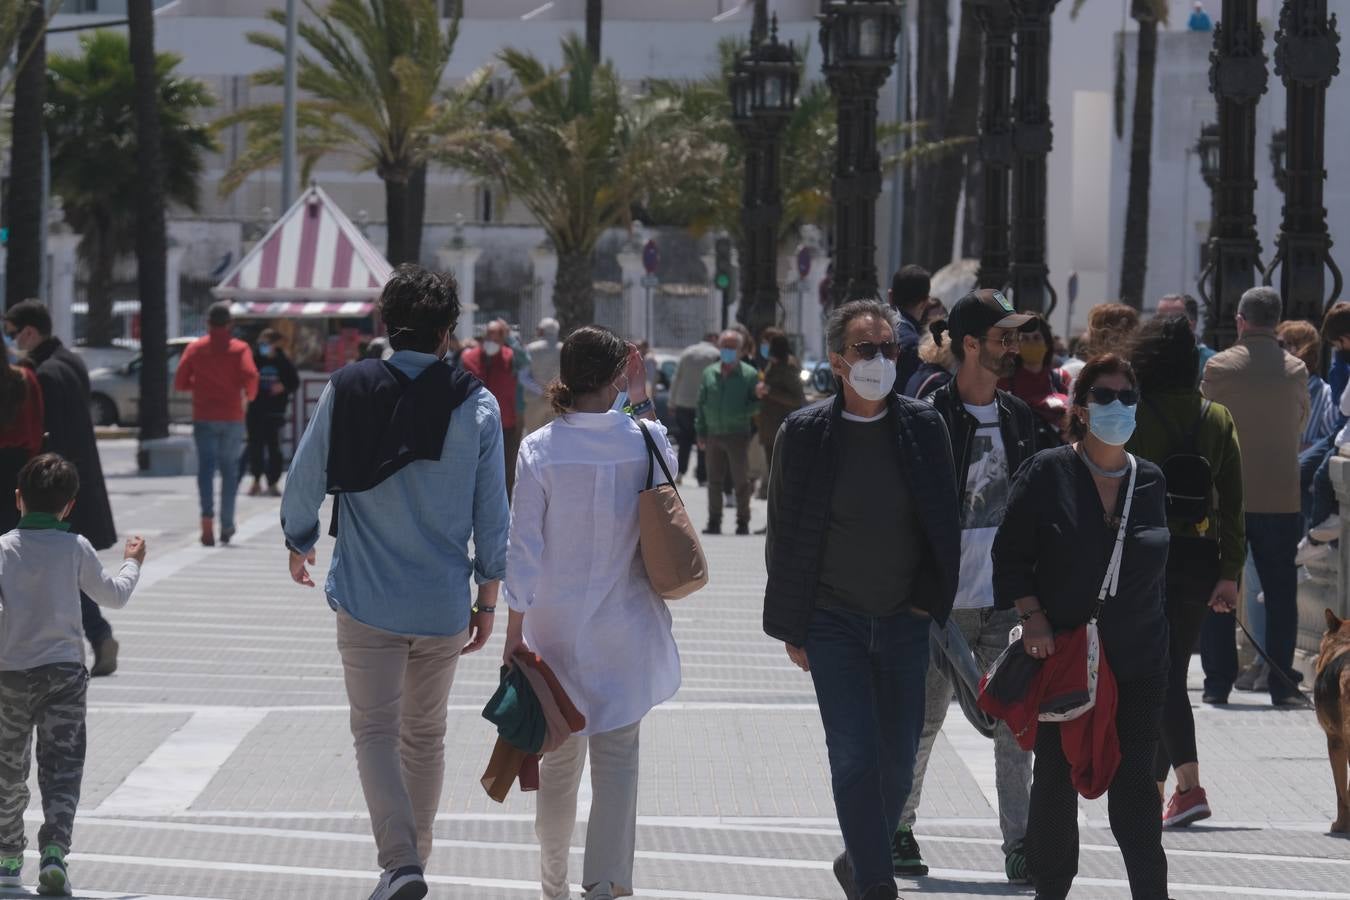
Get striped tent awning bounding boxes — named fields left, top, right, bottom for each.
left=212, top=183, right=392, bottom=303
left=228, top=300, right=375, bottom=319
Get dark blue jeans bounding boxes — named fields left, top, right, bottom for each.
left=805, top=606, right=930, bottom=892
left=1301, top=434, right=1339, bottom=529
left=1204, top=512, right=1296, bottom=701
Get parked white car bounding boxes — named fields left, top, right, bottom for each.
left=88, top=338, right=197, bottom=426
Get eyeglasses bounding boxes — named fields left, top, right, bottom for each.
left=849, top=340, right=899, bottom=361
left=1086, top=386, right=1139, bottom=406
left=983, top=334, right=1020, bottom=350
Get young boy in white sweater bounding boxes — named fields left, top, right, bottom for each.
left=0, top=453, right=145, bottom=895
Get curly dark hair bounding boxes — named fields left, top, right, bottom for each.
left=378, top=265, right=460, bottom=354
left=1130, top=315, right=1199, bottom=394
left=1069, top=353, right=1138, bottom=441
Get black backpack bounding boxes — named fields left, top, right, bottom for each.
left=1142, top=396, right=1213, bottom=525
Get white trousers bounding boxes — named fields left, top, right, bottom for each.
left=535, top=720, right=642, bottom=900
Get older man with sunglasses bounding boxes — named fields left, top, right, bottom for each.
left=764, top=299, right=960, bottom=900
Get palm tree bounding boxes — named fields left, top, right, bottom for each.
left=217, top=0, right=464, bottom=266
left=1118, top=0, right=1167, bottom=307
left=47, top=30, right=216, bottom=347
left=127, top=0, right=170, bottom=441
left=6, top=0, right=47, bottom=308
left=445, top=36, right=682, bottom=335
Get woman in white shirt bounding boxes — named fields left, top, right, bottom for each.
left=503, top=326, right=682, bottom=900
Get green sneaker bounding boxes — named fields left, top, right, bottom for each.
left=0, top=854, right=22, bottom=888
left=36, top=844, right=70, bottom=896
left=1005, top=841, right=1031, bottom=884
left=891, top=824, right=929, bottom=876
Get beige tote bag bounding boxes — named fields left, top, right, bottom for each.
left=636, top=421, right=709, bottom=600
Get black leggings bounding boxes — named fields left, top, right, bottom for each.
left=246, top=417, right=284, bottom=486
left=1025, top=673, right=1169, bottom=900
left=1154, top=596, right=1209, bottom=780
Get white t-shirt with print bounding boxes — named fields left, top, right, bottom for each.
left=954, top=401, right=1008, bottom=609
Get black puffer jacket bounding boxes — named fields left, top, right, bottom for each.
left=762, top=391, right=961, bottom=646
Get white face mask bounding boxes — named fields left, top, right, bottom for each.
left=844, top=355, right=897, bottom=401
left=482, top=340, right=501, bottom=356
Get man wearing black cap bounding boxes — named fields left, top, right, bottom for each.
left=889, top=265, right=932, bottom=393
left=893, top=289, right=1040, bottom=883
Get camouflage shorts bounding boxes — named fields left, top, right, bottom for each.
left=0, top=662, right=88, bottom=856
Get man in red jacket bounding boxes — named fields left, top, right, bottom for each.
left=459, top=319, right=521, bottom=494
left=175, top=302, right=259, bottom=546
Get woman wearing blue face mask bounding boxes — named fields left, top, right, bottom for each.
left=992, top=353, right=1172, bottom=900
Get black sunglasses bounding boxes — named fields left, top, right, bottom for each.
left=848, top=340, right=900, bottom=361
left=1086, top=386, right=1139, bottom=406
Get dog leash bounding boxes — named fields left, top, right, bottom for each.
left=1232, top=617, right=1314, bottom=709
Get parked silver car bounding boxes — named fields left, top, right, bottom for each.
left=89, top=338, right=196, bottom=426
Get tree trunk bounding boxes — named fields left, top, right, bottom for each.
left=383, top=173, right=411, bottom=265
left=406, top=163, right=427, bottom=266
left=6, top=1, right=45, bottom=308
left=553, top=248, right=594, bottom=337
left=1118, top=7, right=1158, bottom=308
left=128, top=0, right=170, bottom=443
left=82, top=226, right=117, bottom=348
left=585, top=0, right=602, bottom=63
left=928, top=2, right=982, bottom=271
left=962, top=153, right=983, bottom=259
left=912, top=0, right=950, bottom=270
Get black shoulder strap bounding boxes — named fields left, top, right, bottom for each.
left=638, top=420, right=679, bottom=495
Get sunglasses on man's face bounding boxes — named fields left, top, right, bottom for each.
left=848, top=340, right=899, bottom=361
left=1086, top=386, right=1139, bottom=406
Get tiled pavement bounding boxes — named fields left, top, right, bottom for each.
left=6, top=439, right=1350, bottom=899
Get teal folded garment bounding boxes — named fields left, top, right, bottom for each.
left=481, top=664, right=547, bottom=754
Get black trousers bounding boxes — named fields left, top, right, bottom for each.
left=80, top=593, right=111, bottom=645
left=1155, top=596, right=1209, bottom=780
left=673, top=406, right=706, bottom=483
left=246, top=416, right=285, bottom=486
left=1026, top=673, right=1169, bottom=900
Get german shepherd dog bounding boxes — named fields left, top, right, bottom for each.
left=1316, top=609, right=1350, bottom=834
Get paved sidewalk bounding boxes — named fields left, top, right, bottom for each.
left=4, top=439, right=1349, bottom=900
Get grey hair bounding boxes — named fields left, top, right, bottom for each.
left=1238, top=286, right=1282, bottom=328
left=826, top=300, right=900, bottom=355
left=719, top=329, right=743, bottom=347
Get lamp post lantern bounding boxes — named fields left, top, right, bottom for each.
left=1007, top=0, right=1061, bottom=315
left=1198, top=0, right=1268, bottom=350
left=731, top=10, right=800, bottom=336
left=819, top=0, right=903, bottom=307
left=1262, top=0, right=1342, bottom=325
left=972, top=0, right=1015, bottom=291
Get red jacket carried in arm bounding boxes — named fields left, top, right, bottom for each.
left=174, top=327, right=260, bottom=422
left=979, top=625, right=1122, bottom=799
left=460, top=345, right=517, bottom=430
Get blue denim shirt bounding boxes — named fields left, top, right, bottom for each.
left=281, top=350, right=510, bottom=636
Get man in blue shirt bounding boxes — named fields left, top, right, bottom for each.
left=281, top=265, right=509, bottom=900
left=1188, top=1, right=1213, bottom=31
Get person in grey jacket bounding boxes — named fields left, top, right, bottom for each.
left=669, top=334, right=721, bottom=484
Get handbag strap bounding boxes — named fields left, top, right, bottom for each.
left=638, top=420, right=680, bottom=497
left=1092, top=453, right=1137, bottom=620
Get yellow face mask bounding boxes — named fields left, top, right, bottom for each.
left=1019, top=342, right=1048, bottom=366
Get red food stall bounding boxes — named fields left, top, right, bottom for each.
left=211, top=183, right=392, bottom=453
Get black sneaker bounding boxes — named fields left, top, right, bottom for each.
left=702, top=523, right=721, bottom=536
left=735, top=522, right=750, bottom=536
left=891, top=824, right=929, bottom=876
left=1201, top=689, right=1229, bottom=705
left=1005, top=841, right=1030, bottom=884
left=832, top=852, right=859, bottom=900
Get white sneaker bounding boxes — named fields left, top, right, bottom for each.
left=367, top=866, right=427, bottom=900
left=1296, top=537, right=1332, bottom=566
left=1310, top=514, right=1342, bottom=543
left=584, top=883, right=616, bottom=900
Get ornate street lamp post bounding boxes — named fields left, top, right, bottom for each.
left=819, top=0, right=903, bottom=307
left=972, top=0, right=1015, bottom=291
left=1262, top=0, right=1341, bottom=324
left=1007, top=0, right=1061, bottom=315
left=1196, top=122, right=1221, bottom=345
left=1198, top=0, right=1268, bottom=350
left=731, top=11, right=800, bottom=336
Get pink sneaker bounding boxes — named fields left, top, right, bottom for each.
left=1163, top=786, right=1212, bottom=827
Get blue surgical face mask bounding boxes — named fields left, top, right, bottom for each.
left=1087, top=400, right=1137, bottom=446
left=759, top=342, right=770, bottom=359
left=720, top=348, right=739, bottom=365
left=258, top=342, right=272, bottom=357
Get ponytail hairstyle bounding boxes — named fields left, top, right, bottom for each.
left=929, top=318, right=961, bottom=359
left=547, top=325, right=630, bottom=415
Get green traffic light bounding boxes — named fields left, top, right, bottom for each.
left=715, top=273, right=730, bottom=289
